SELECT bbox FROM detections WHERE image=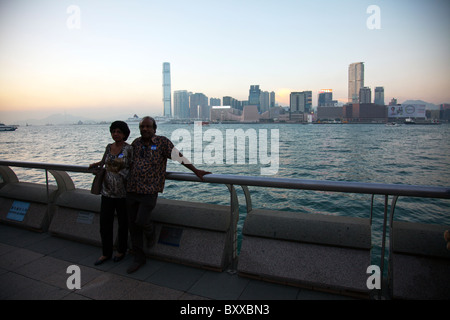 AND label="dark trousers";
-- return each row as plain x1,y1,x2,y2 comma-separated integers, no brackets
100,196,128,257
126,192,158,263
